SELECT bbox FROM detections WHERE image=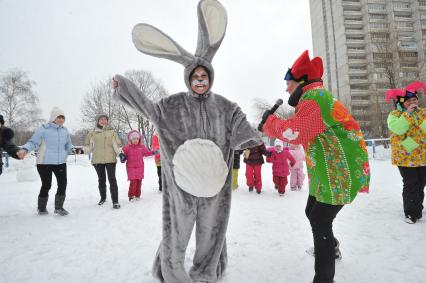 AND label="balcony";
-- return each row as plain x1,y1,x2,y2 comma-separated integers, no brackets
346,39,366,47
350,78,369,84
348,68,368,75
351,99,370,106
368,8,387,14
344,10,362,18
342,1,361,10
348,59,368,65
393,6,412,13
347,49,366,56
345,29,365,36
351,92,369,99
344,20,364,27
